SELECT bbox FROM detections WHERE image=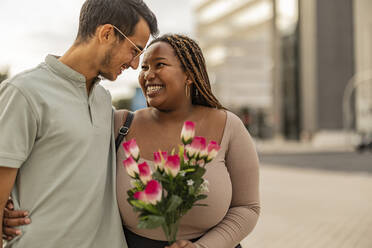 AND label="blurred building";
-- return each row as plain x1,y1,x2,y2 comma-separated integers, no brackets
353,0,372,137
192,0,371,143
192,0,276,139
